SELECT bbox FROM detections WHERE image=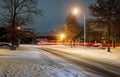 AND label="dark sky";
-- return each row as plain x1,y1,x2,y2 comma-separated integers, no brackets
34,0,97,33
